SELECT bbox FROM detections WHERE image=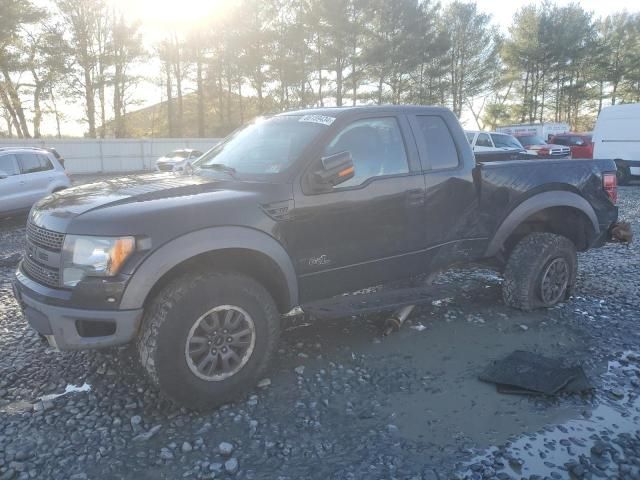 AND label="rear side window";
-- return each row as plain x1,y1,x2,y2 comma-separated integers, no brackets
476,133,492,147
38,154,54,170
0,154,20,176
16,153,54,173
414,116,459,170
17,153,43,173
